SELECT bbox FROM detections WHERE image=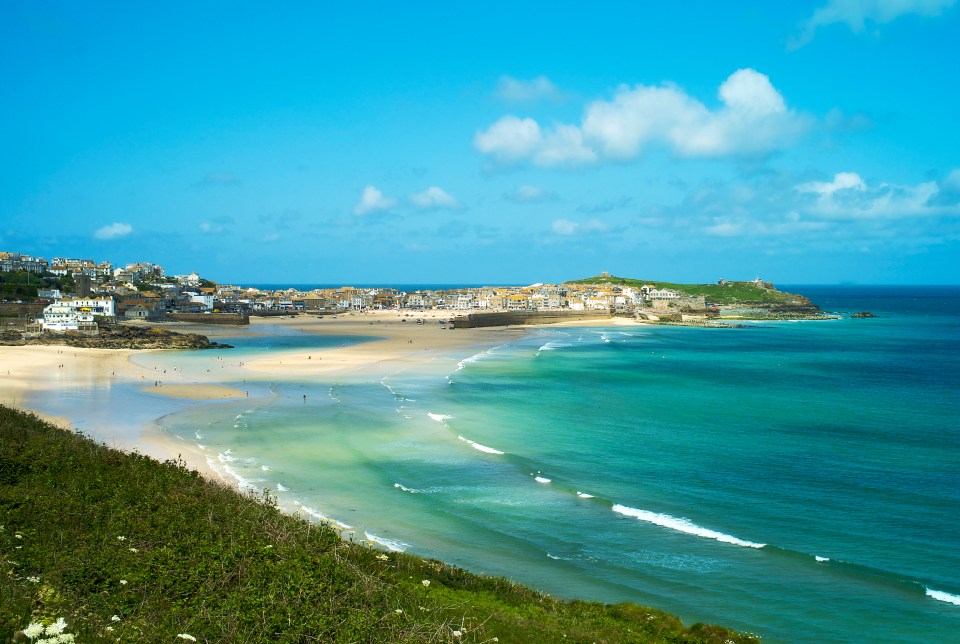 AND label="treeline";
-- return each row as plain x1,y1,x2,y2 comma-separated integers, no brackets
0,271,74,301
